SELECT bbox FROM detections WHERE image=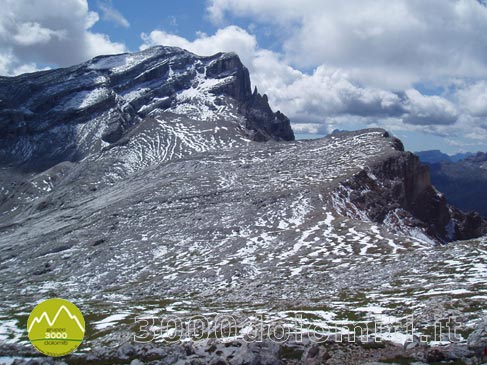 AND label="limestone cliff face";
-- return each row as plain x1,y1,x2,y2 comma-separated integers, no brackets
0,46,294,171
331,131,487,243
206,53,294,142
